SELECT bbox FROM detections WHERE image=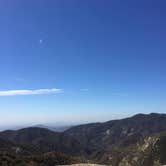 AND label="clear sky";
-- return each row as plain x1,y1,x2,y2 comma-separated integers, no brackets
0,0,166,128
